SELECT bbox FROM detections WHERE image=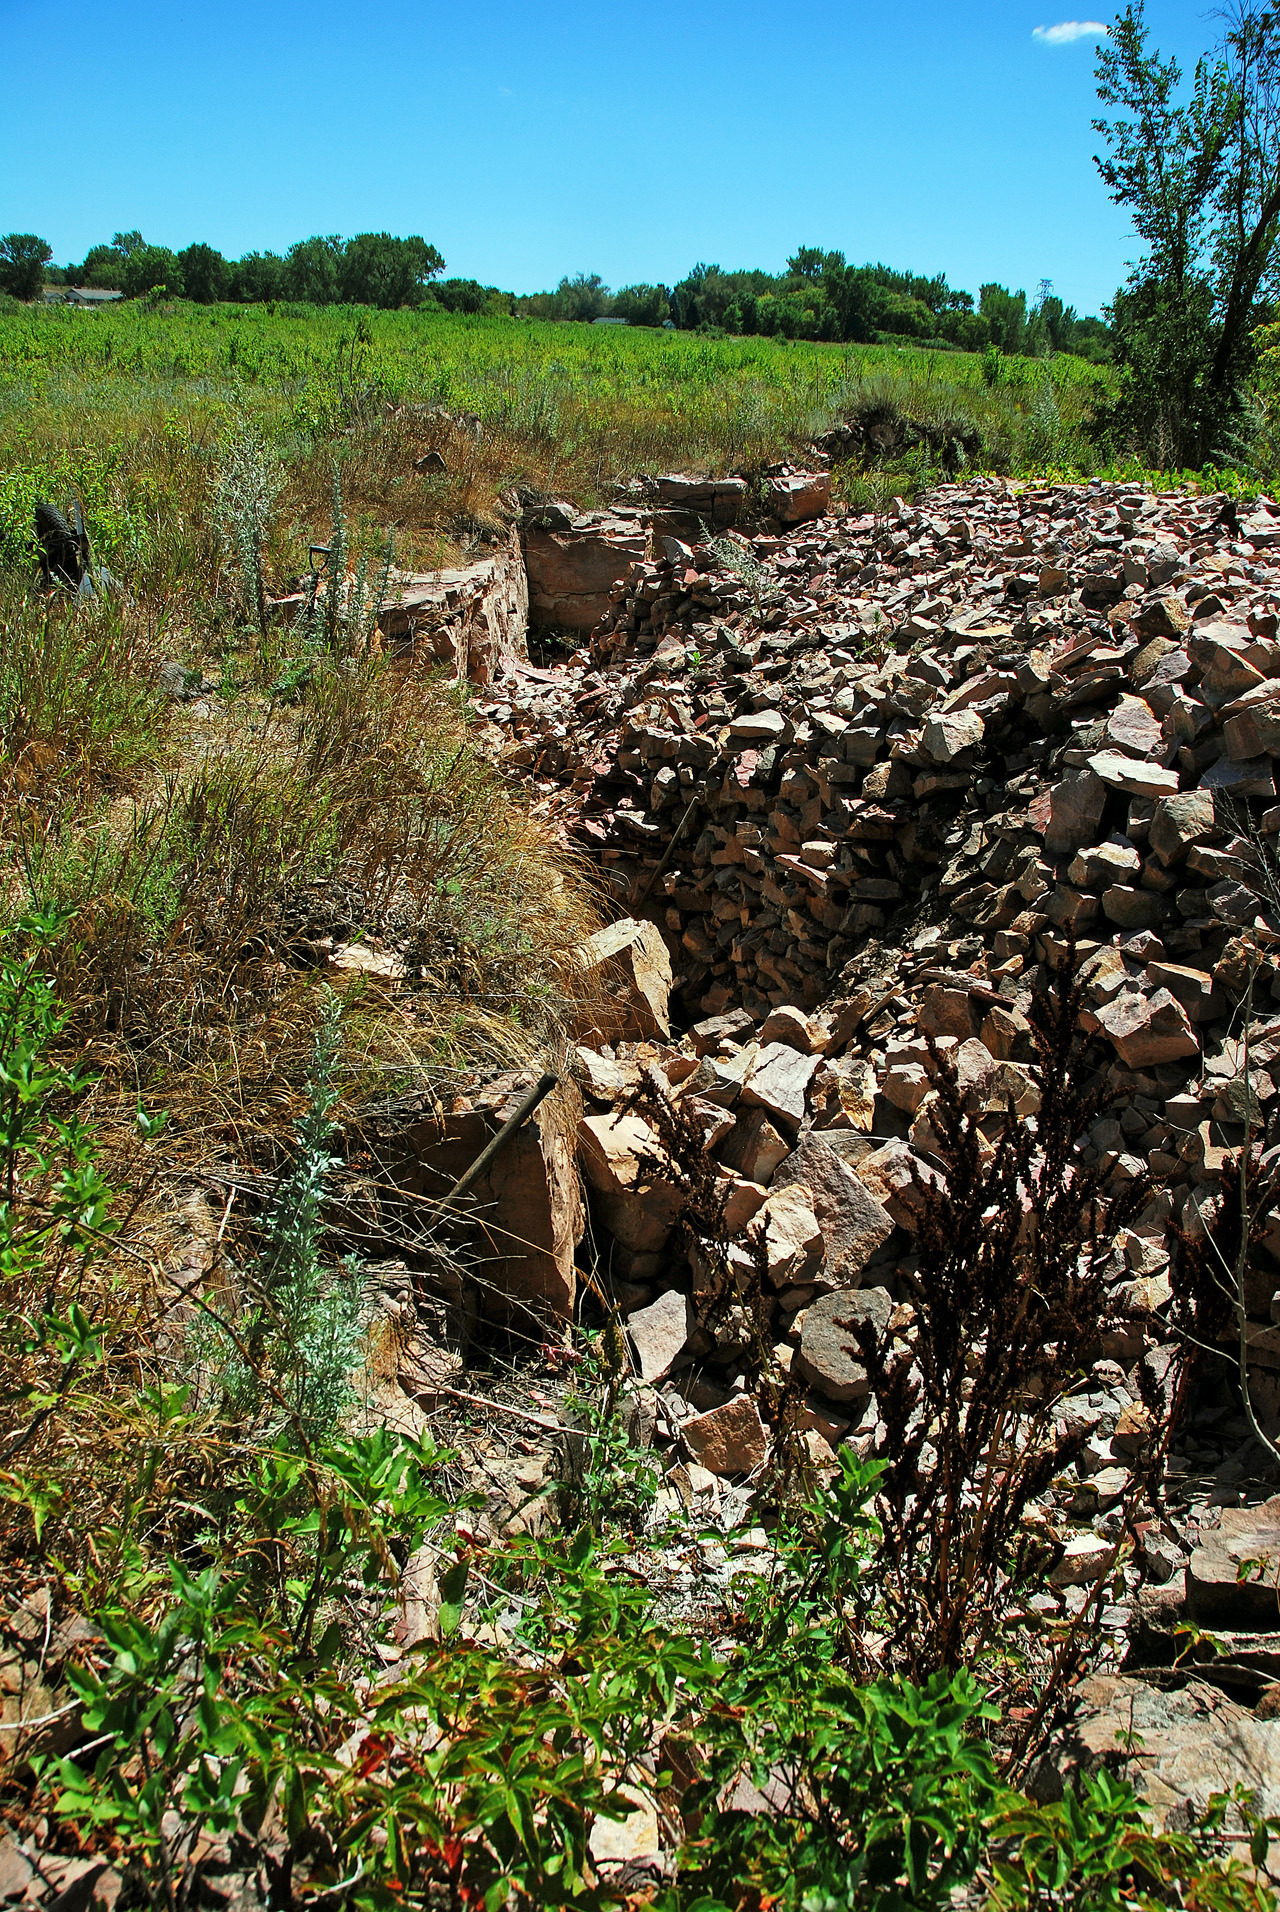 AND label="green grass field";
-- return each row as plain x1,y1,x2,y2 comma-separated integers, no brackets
0,299,1117,598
